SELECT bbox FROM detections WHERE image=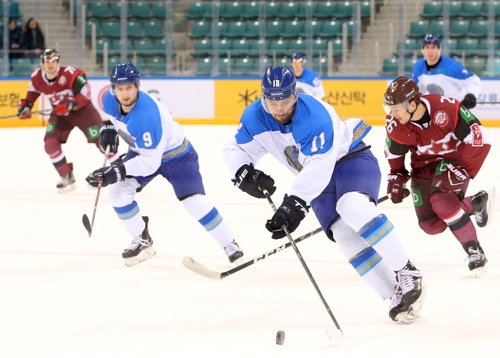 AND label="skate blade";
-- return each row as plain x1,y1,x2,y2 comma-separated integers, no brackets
409,279,427,313
394,308,418,324
232,256,244,266
124,246,156,267
472,265,487,278
58,183,76,194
